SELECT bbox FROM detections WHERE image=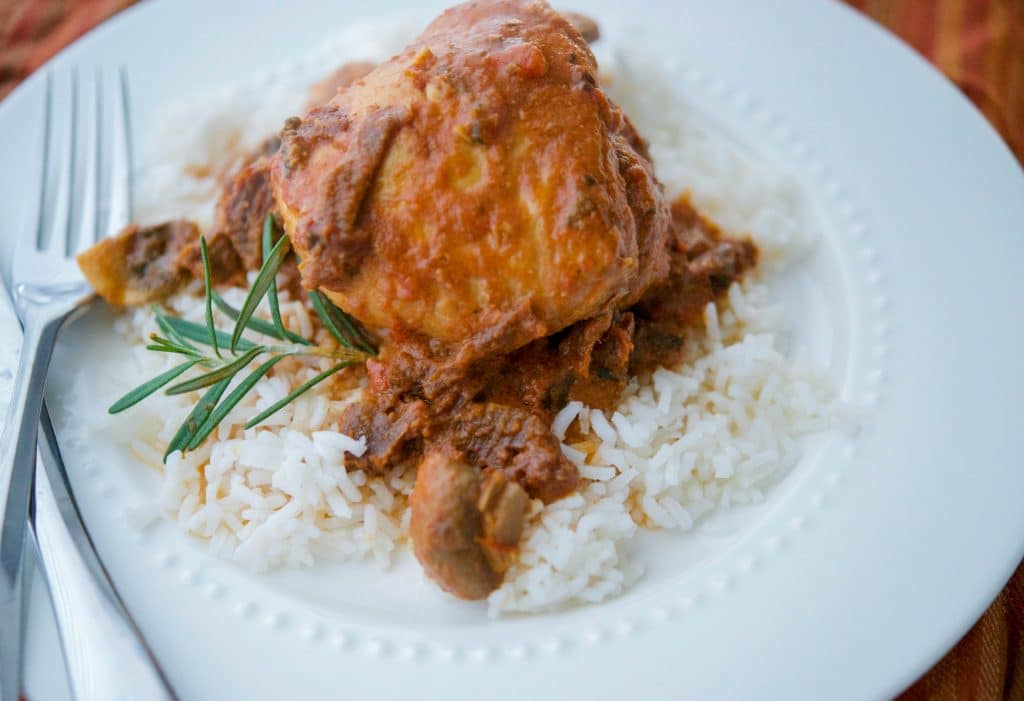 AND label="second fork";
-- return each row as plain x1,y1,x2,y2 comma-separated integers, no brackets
0,67,133,701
